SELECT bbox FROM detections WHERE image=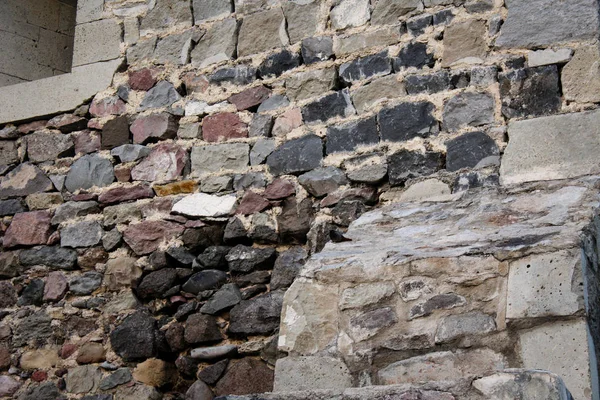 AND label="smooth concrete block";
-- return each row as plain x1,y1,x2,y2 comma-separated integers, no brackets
519,319,592,400
507,250,583,319
500,109,600,185
73,19,122,66
273,356,352,392
0,59,121,124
